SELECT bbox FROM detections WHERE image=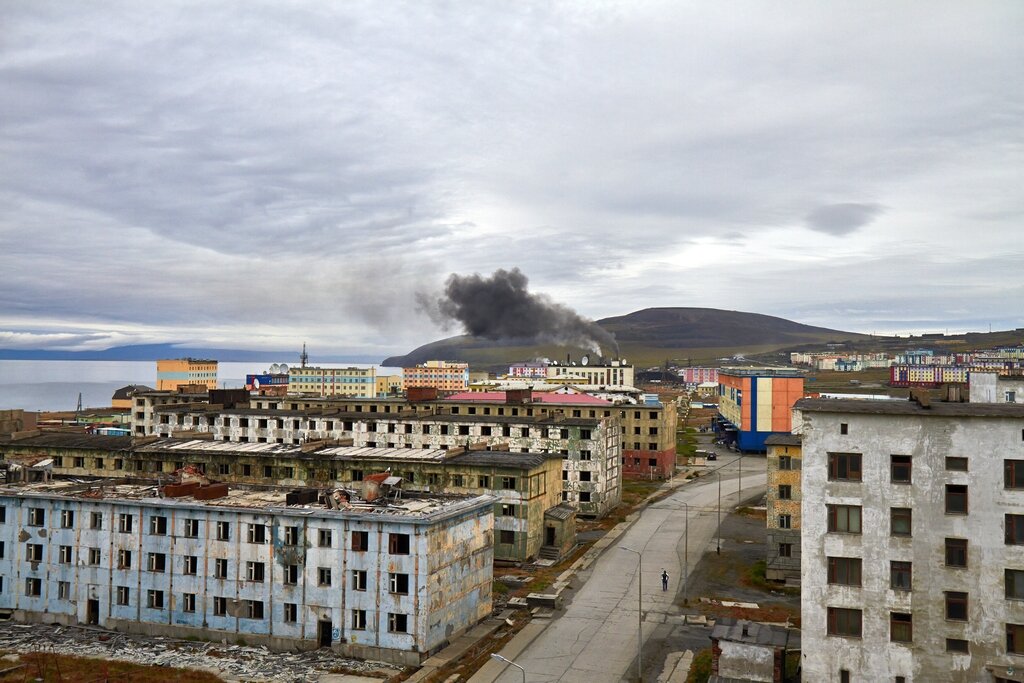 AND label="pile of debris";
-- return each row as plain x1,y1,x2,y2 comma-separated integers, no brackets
0,622,402,682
